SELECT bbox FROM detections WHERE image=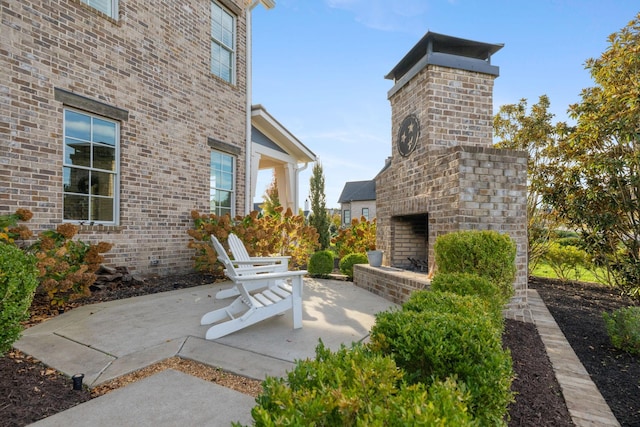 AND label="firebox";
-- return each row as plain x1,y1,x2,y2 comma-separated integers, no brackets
390,214,428,270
